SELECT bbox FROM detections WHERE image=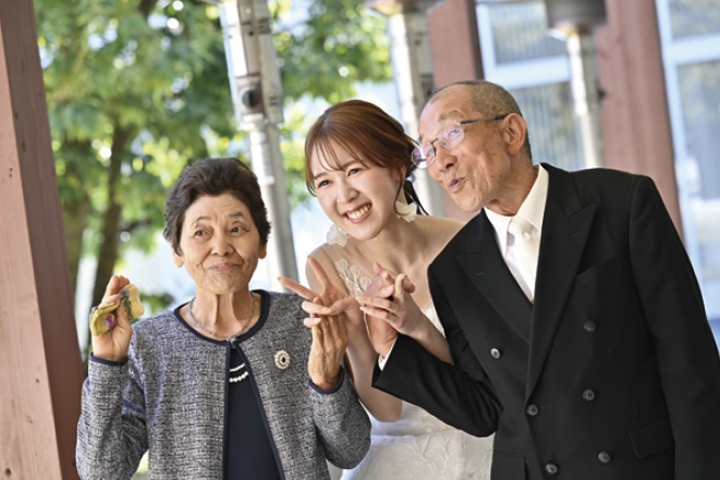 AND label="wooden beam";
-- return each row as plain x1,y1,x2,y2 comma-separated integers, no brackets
427,0,484,87
595,0,682,233
427,0,485,221
0,2,83,479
